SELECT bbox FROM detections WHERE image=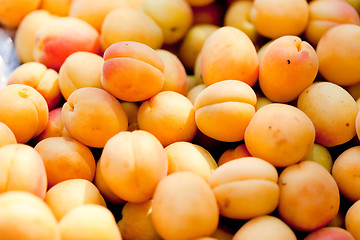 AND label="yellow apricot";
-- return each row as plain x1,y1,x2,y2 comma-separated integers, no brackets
100,8,163,50
137,91,197,146
297,81,359,147
0,122,17,147
305,143,333,172
345,199,360,239
0,191,60,240
59,51,104,101
156,49,188,95
0,0,42,28
152,171,219,240
99,130,168,203
59,204,122,240
194,80,257,142
44,179,106,221
142,0,193,45
0,144,47,199
165,141,217,181
233,215,297,240
208,157,279,219
118,200,161,240
40,0,71,16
